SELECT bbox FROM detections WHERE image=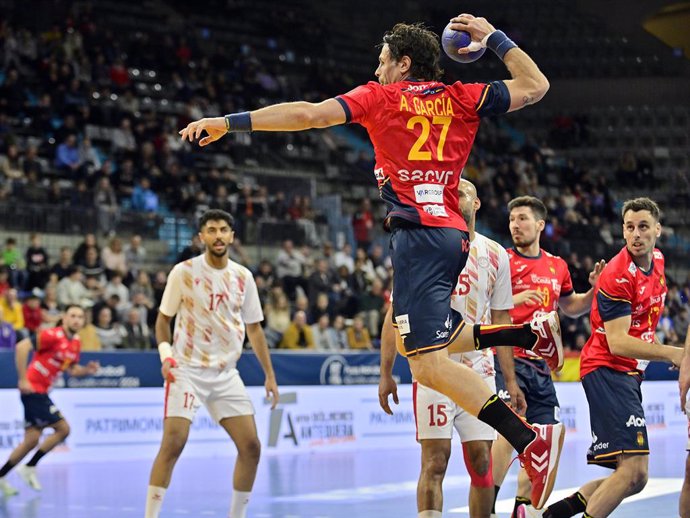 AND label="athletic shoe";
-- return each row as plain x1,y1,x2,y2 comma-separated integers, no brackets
0,476,18,497
529,311,564,371
516,503,544,517
520,422,565,509
17,466,41,491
